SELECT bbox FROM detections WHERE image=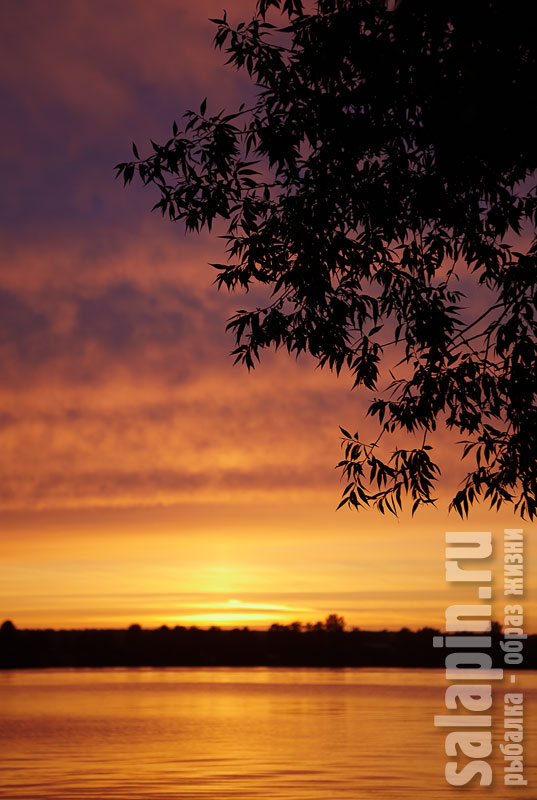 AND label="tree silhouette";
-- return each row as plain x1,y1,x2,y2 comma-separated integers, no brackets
117,0,537,518
325,614,346,632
